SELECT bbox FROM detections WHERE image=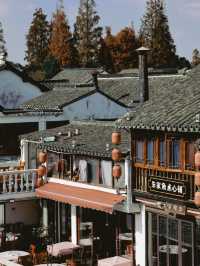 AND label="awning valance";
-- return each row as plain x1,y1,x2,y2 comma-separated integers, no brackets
36,182,125,214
